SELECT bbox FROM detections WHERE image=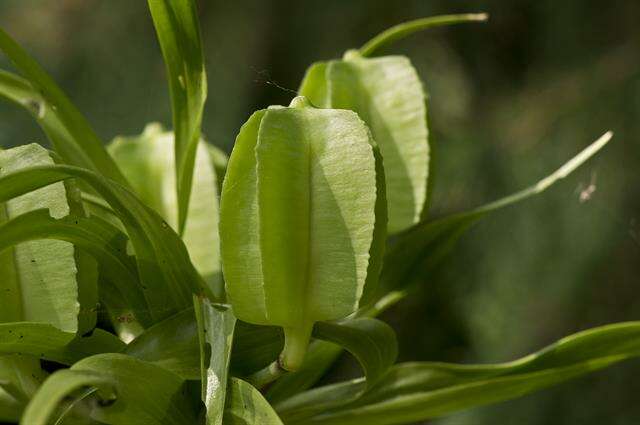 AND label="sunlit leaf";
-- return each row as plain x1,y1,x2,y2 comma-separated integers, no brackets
0,144,97,334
